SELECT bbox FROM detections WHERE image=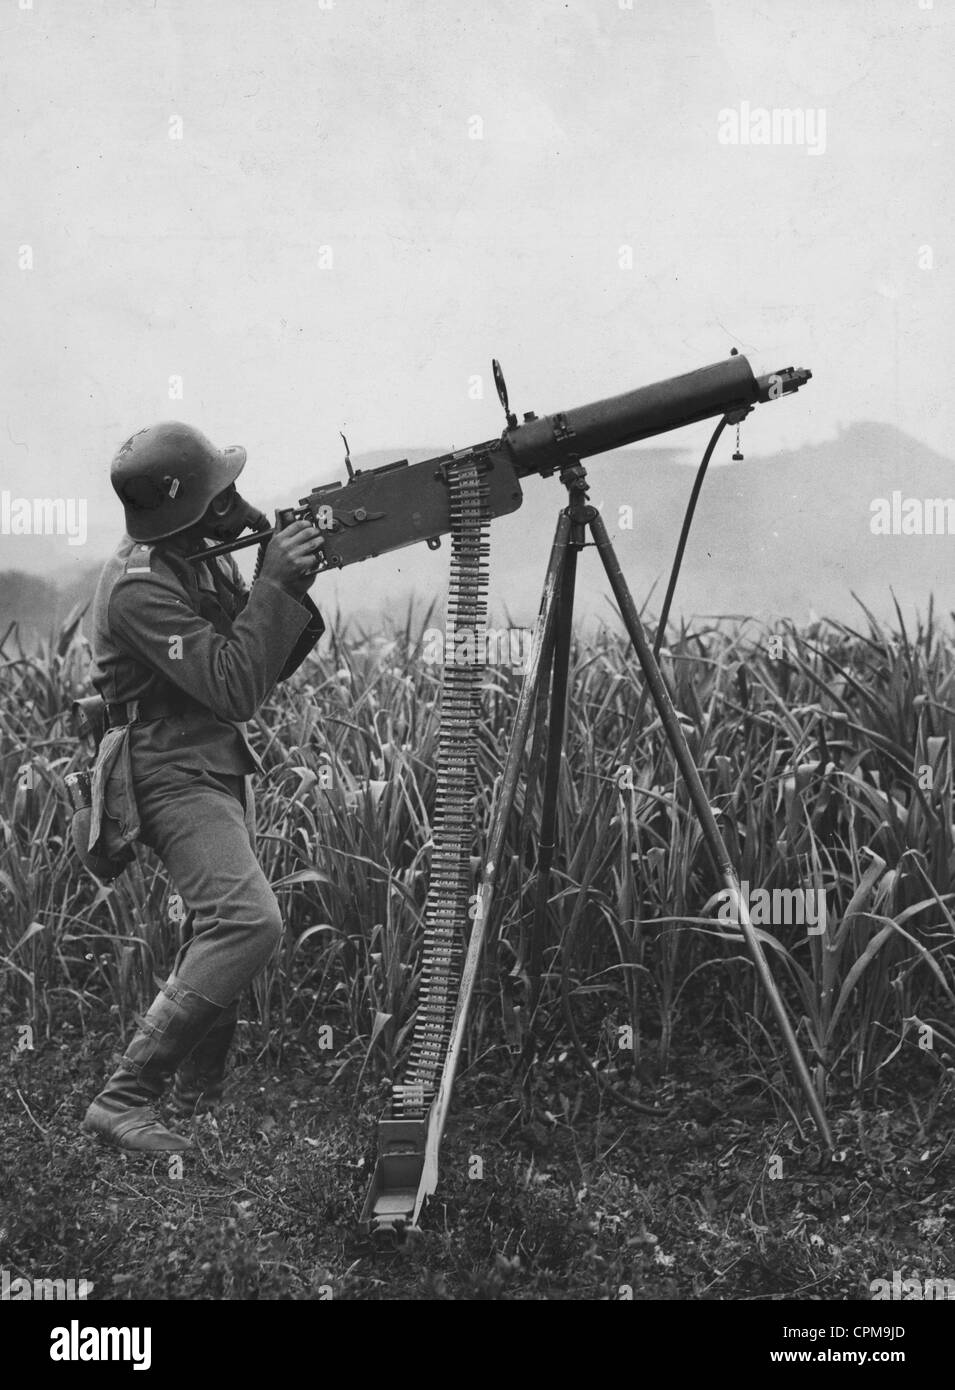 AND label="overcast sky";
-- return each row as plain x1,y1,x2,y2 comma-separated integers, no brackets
1,0,952,531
